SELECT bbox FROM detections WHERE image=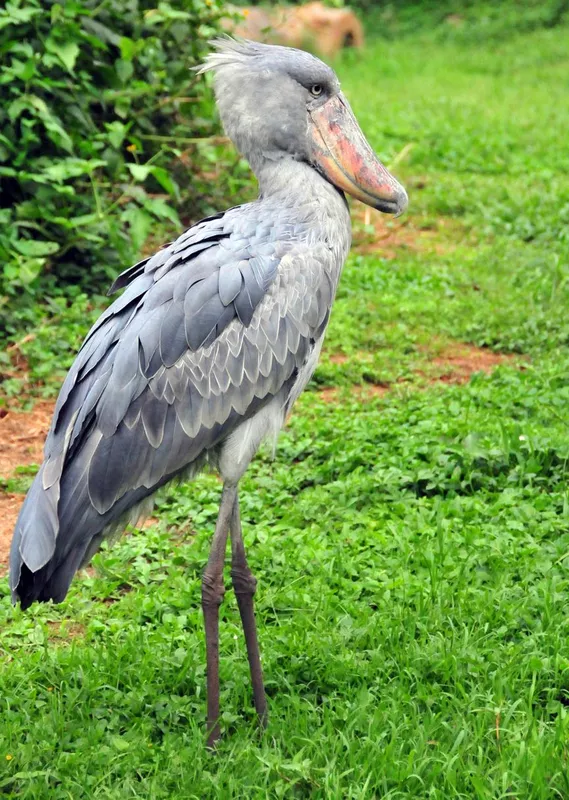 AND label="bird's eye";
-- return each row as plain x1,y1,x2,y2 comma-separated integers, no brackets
310,84,323,98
